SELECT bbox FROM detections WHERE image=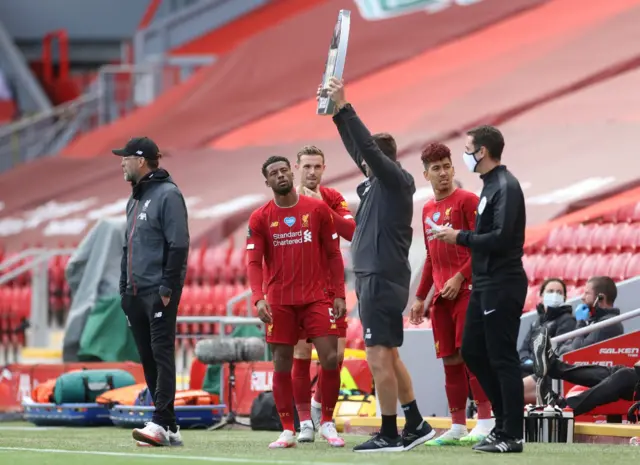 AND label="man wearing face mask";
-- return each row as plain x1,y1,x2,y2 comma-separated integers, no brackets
434,125,527,453
531,276,625,410
519,279,576,377
533,276,623,374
